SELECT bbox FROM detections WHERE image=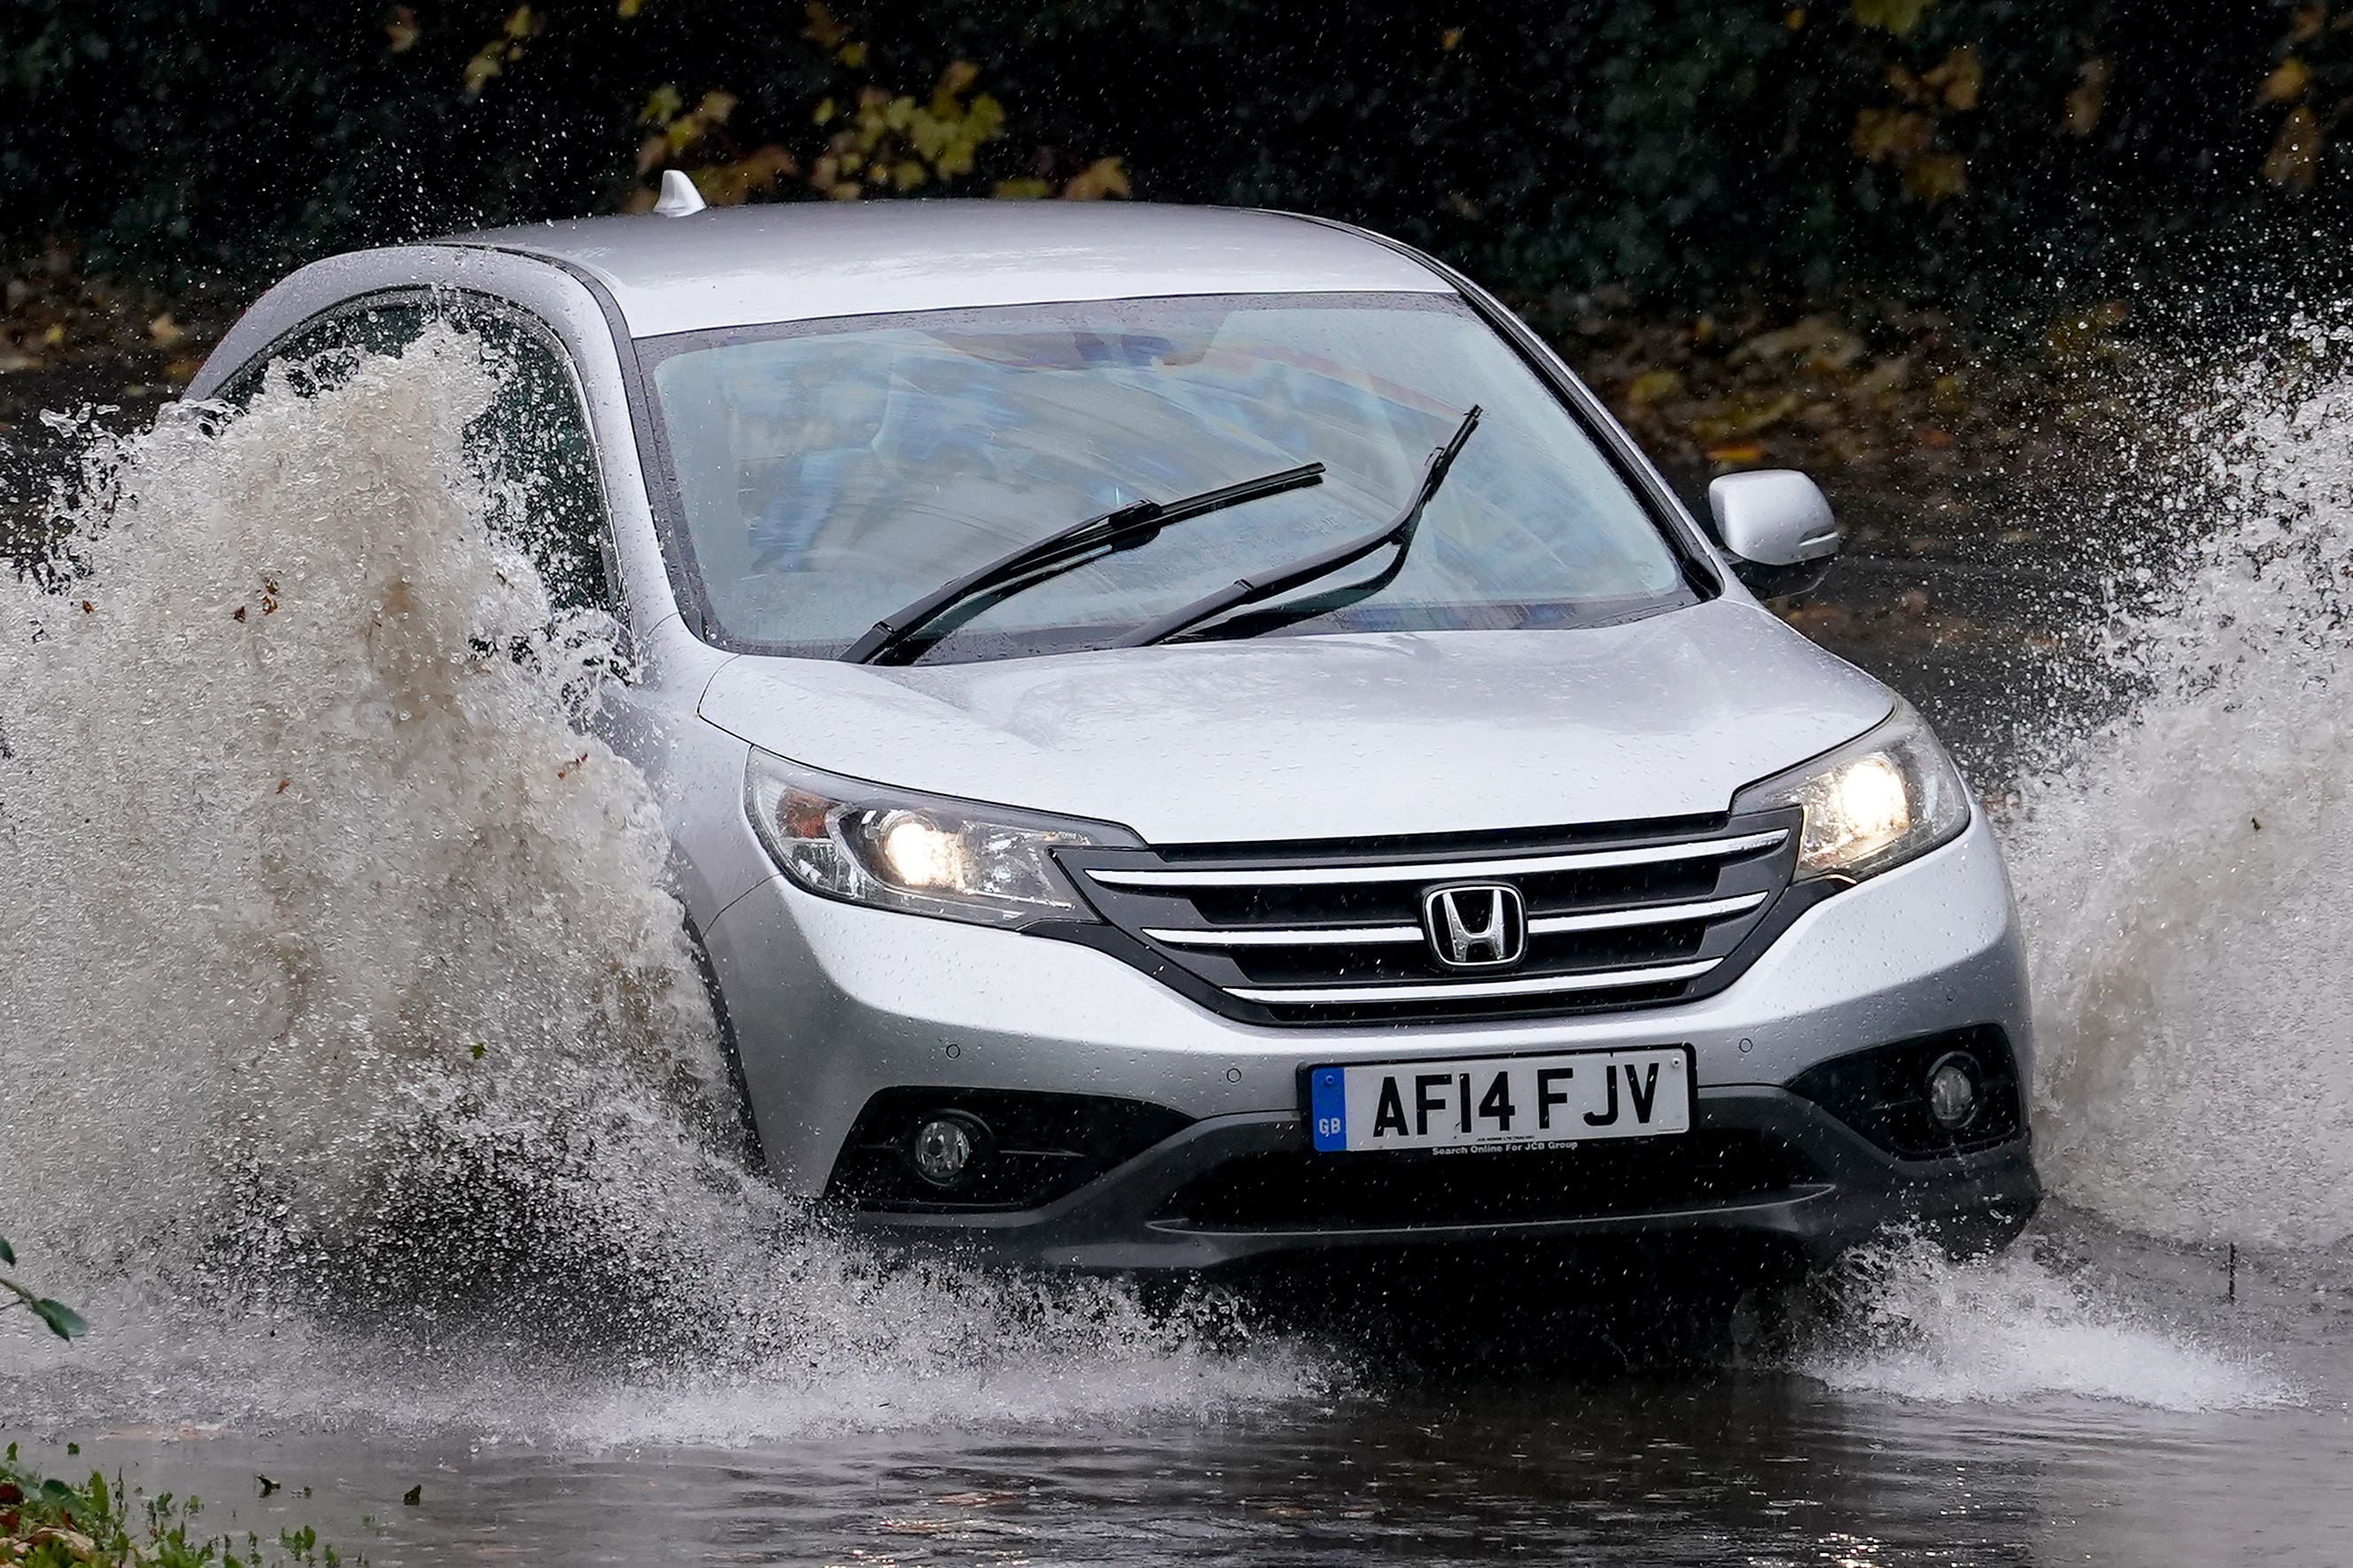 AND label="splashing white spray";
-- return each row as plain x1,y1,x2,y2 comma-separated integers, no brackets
1786,331,2352,1410
2008,327,2353,1249
0,332,1320,1438
1799,1230,2295,1411
4,316,2340,1432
